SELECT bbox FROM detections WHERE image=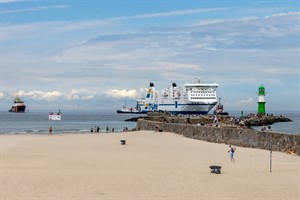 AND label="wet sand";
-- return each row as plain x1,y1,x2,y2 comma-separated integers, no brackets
1,131,299,199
